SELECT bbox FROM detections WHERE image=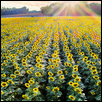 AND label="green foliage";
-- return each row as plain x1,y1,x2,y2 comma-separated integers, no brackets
1,16,101,101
